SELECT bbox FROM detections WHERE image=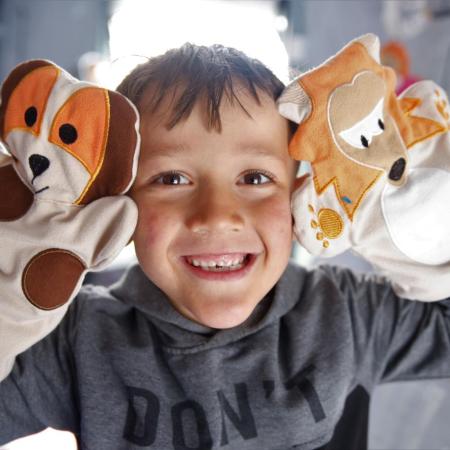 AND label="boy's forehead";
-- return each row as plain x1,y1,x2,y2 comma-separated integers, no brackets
139,97,289,157
138,82,283,130
136,83,296,178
